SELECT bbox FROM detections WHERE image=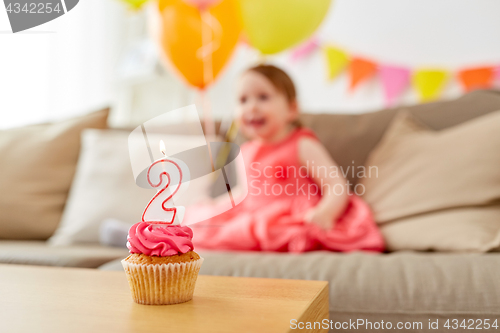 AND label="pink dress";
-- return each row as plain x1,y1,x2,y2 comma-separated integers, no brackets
186,128,385,253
